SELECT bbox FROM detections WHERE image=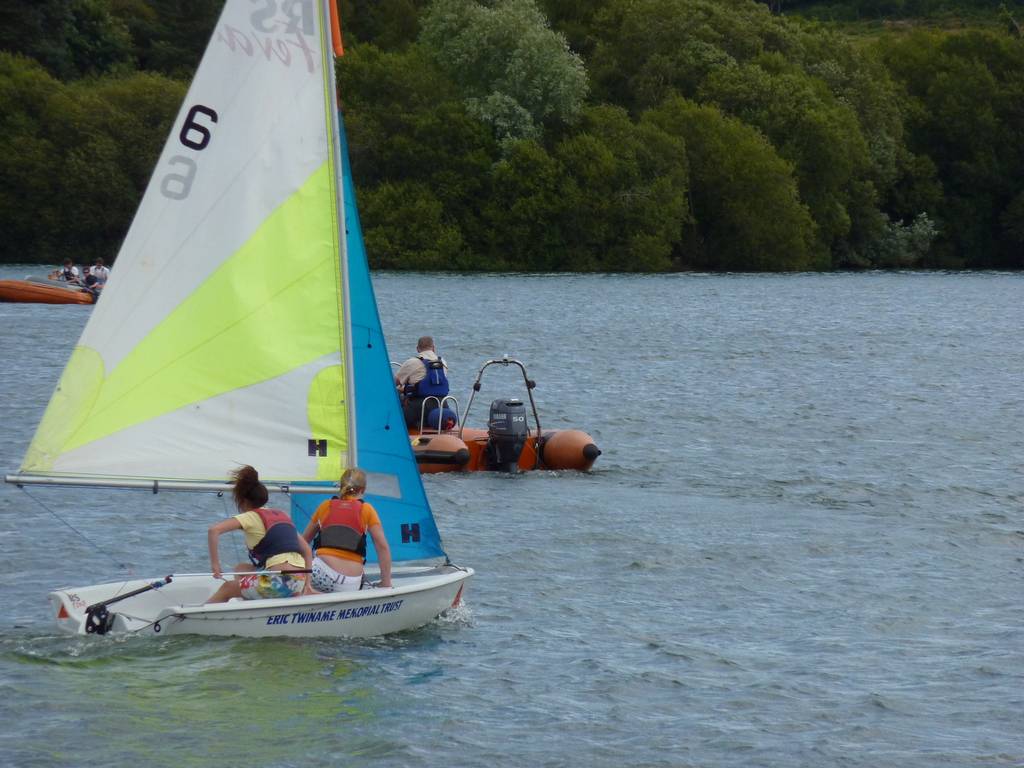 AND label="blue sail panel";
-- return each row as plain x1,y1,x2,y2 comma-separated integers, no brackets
290,490,442,565
291,116,445,565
